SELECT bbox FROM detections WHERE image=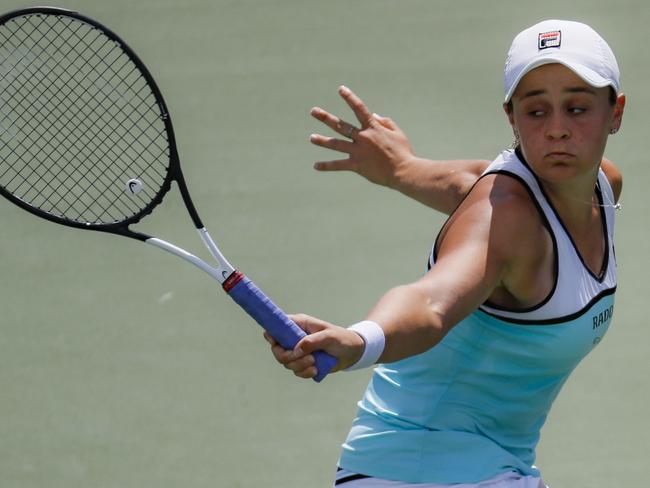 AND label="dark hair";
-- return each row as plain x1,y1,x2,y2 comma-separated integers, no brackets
505,86,618,113
608,86,618,105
